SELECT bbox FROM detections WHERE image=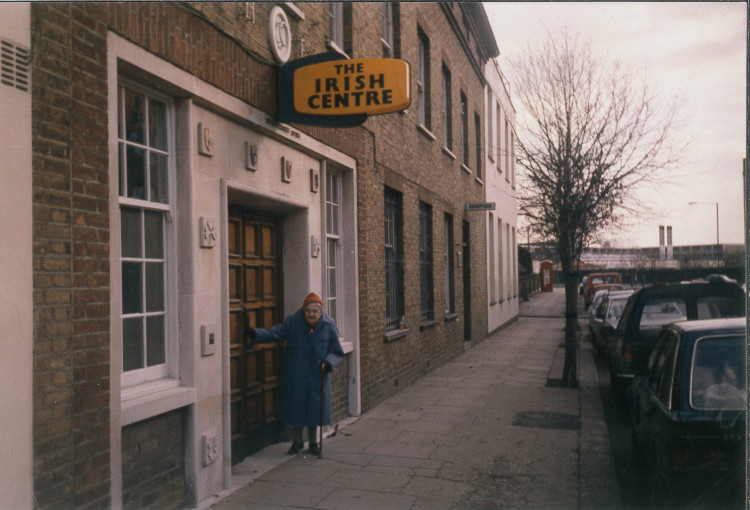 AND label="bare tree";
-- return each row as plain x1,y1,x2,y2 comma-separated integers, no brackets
512,30,681,387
